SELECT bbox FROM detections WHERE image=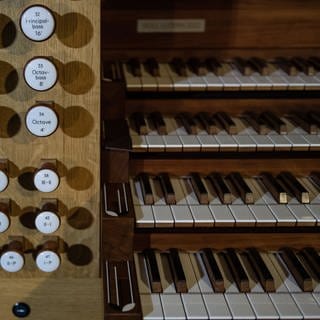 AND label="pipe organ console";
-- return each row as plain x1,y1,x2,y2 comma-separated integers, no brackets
2,0,320,319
